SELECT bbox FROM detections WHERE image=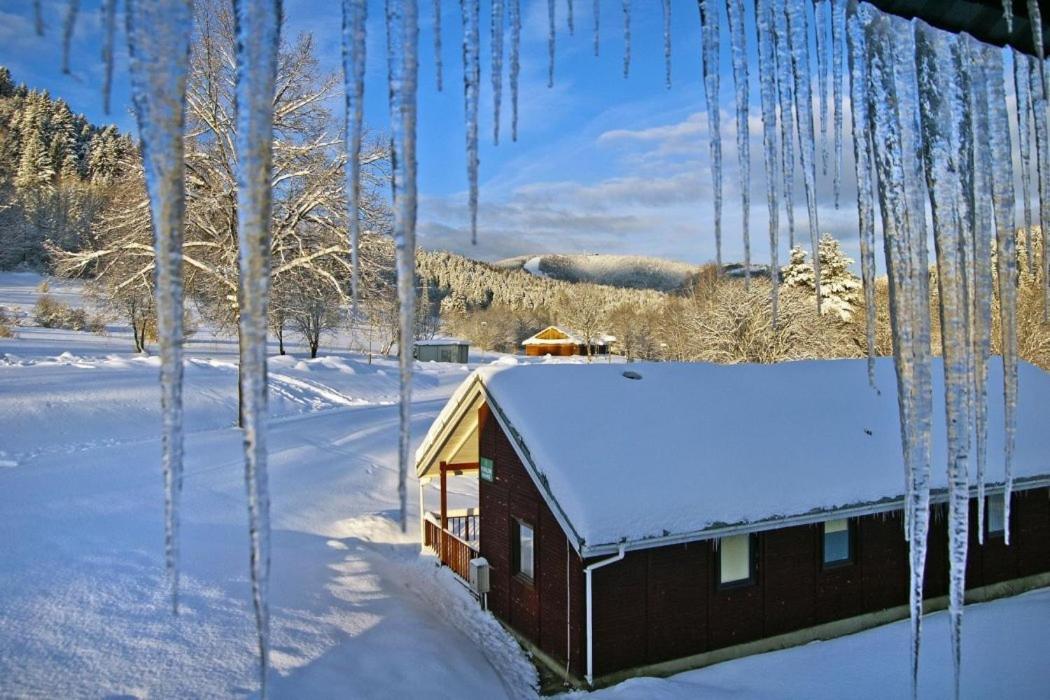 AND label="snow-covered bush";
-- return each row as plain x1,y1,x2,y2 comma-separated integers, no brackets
0,307,14,338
